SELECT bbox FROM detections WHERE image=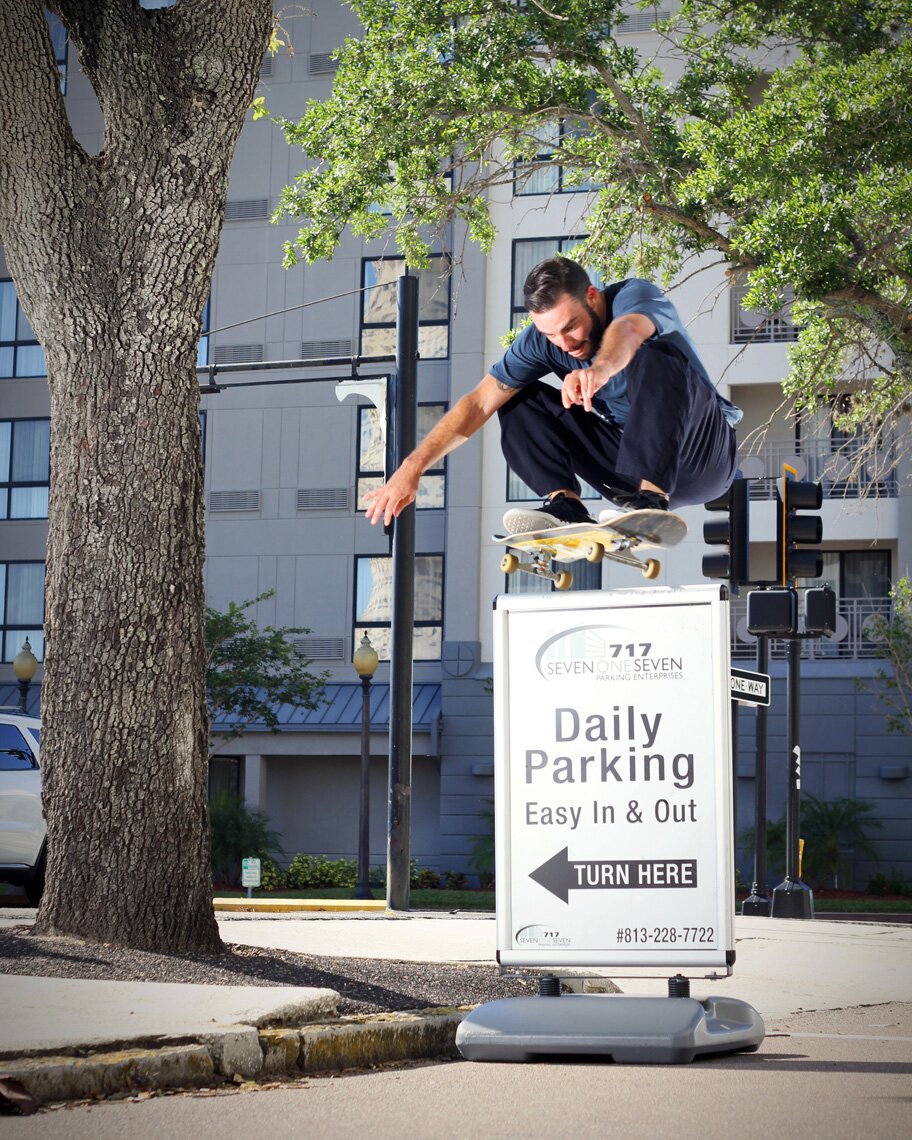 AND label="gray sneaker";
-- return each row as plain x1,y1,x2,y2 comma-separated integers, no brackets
503,493,596,535
598,489,669,520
